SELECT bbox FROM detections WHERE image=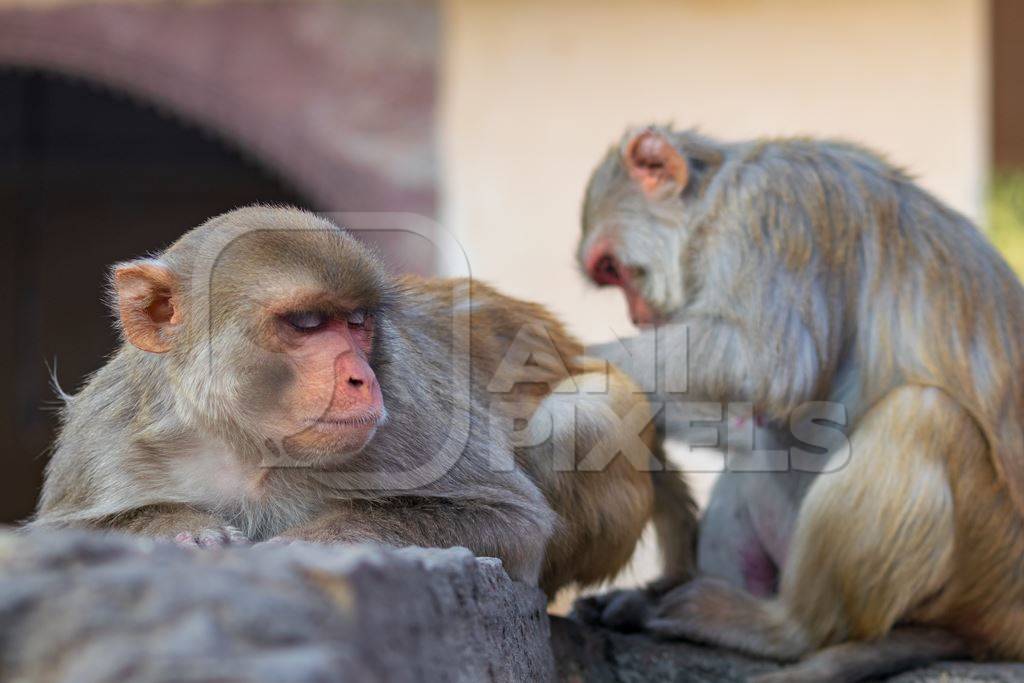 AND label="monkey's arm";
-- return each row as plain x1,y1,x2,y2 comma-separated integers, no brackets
591,306,830,424
274,497,552,584
593,220,839,420
100,504,248,547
